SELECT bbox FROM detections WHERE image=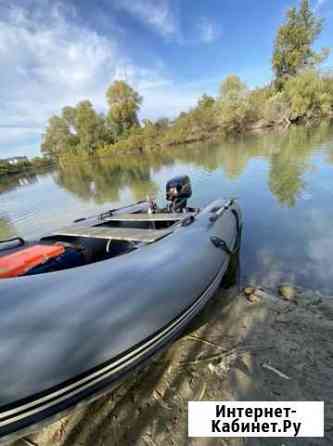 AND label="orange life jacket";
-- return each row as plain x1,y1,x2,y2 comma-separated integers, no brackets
0,244,65,279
